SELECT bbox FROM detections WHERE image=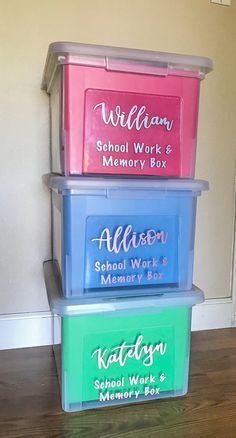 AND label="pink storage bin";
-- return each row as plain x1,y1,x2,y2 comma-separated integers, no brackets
42,42,212,177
